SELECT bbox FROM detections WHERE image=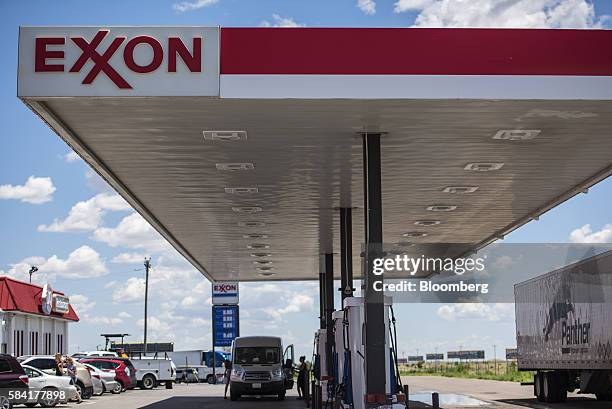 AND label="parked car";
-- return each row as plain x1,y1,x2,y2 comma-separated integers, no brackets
17,356,94,400
80,358,137,391
82,363,121,394
175,367,199,383
0,354,29,408
21,365,77,407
